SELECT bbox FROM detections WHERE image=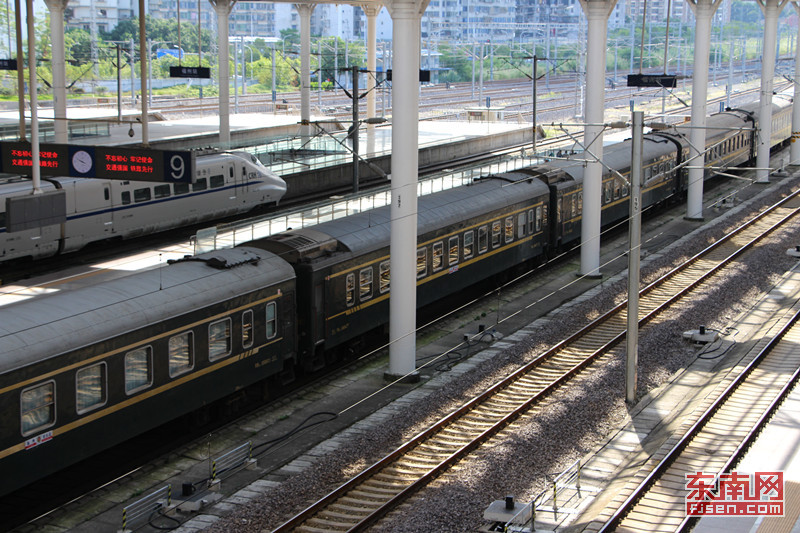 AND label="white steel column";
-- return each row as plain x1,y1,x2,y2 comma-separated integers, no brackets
296,3,315,135
756,0,789,182
26,0,40,192
685,0,721,219
138,0,148,145
578,0,616,277
44,0,68,143
211,0,235,147
362,4,381,127
792,0,800,164
387,0,425,379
